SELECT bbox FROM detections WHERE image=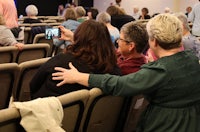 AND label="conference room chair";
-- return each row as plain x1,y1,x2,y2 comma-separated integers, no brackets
0,63,19,109
15,43,50,64
0,107,24,132
58,89,90,132
0,46,18,64
14,57,50,101
80,88,125,132
33,33,55,56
